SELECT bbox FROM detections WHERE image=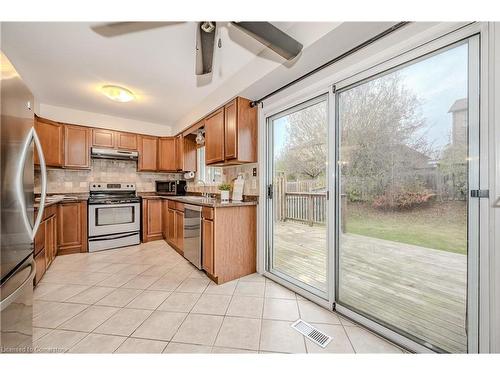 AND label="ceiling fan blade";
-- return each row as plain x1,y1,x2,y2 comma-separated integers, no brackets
231,22,303,60
195,22,216,76
91,22,183,37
